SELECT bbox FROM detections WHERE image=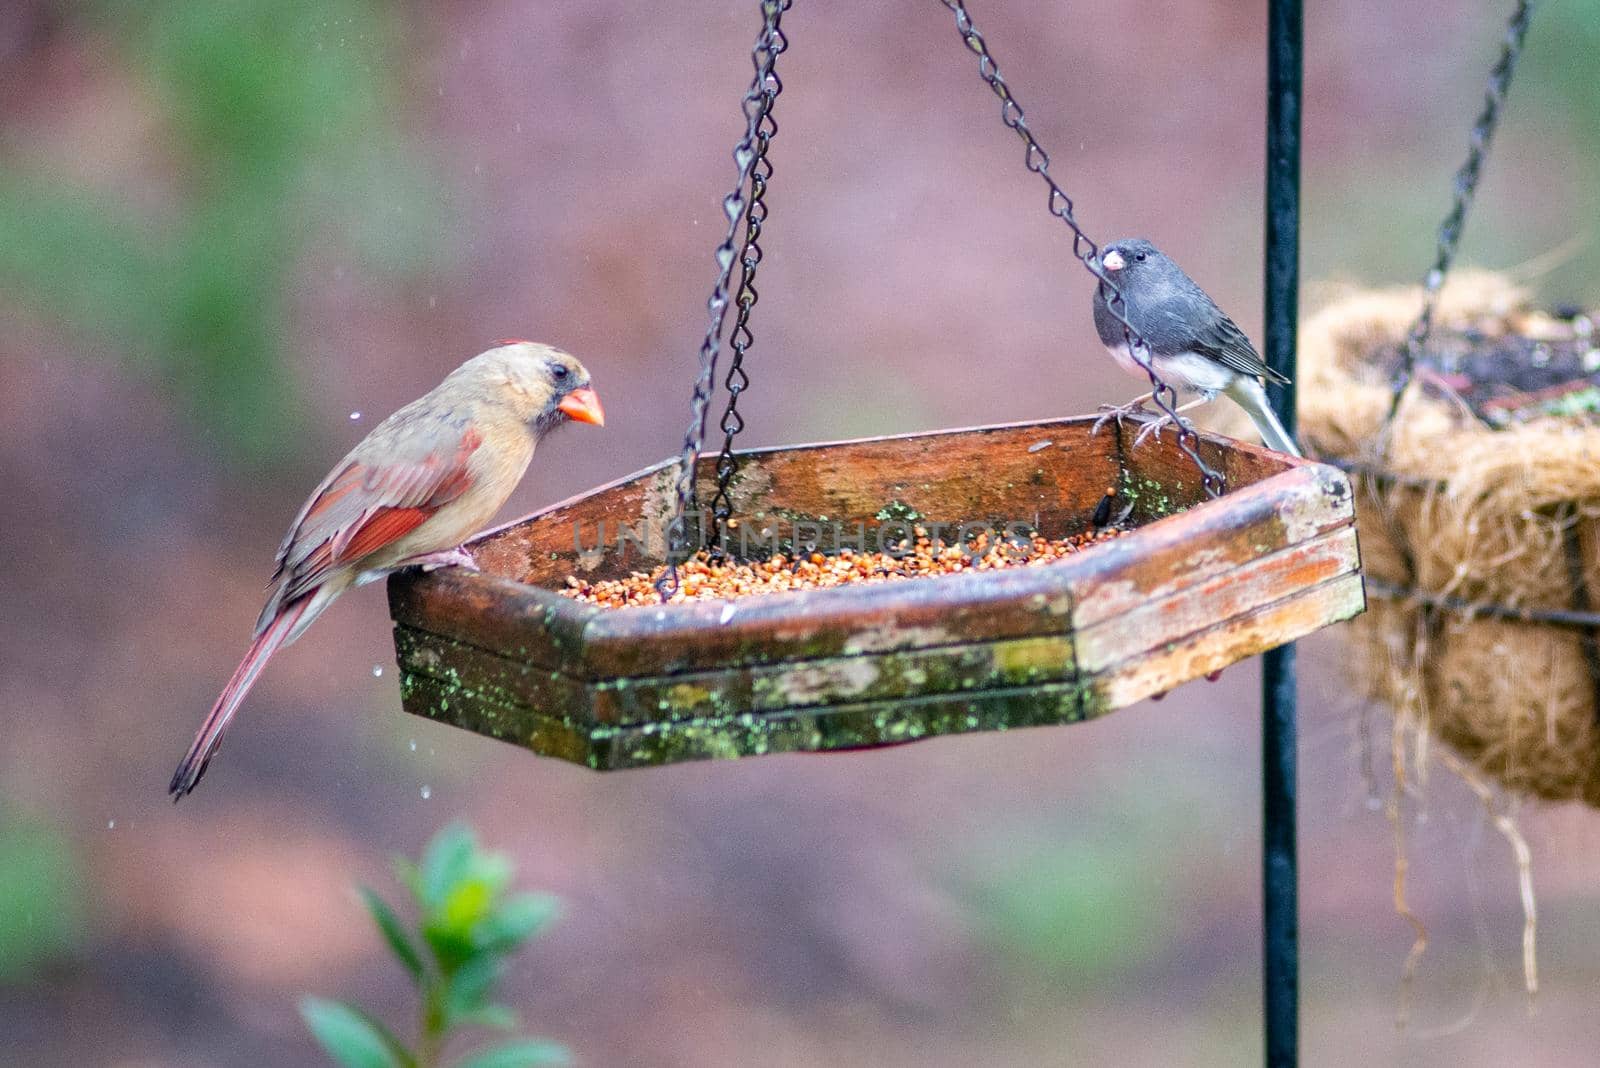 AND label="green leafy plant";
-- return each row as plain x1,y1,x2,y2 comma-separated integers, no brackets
2,0,444,461
300,824,570,1068
0,808,86,984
